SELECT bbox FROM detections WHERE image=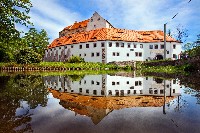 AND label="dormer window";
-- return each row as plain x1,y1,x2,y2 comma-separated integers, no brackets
97,18,100,21
91,19,93,22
